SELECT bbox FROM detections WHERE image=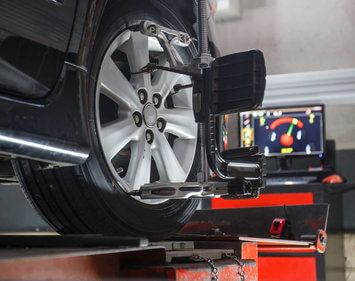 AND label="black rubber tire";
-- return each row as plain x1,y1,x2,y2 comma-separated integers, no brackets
13,1,200,239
